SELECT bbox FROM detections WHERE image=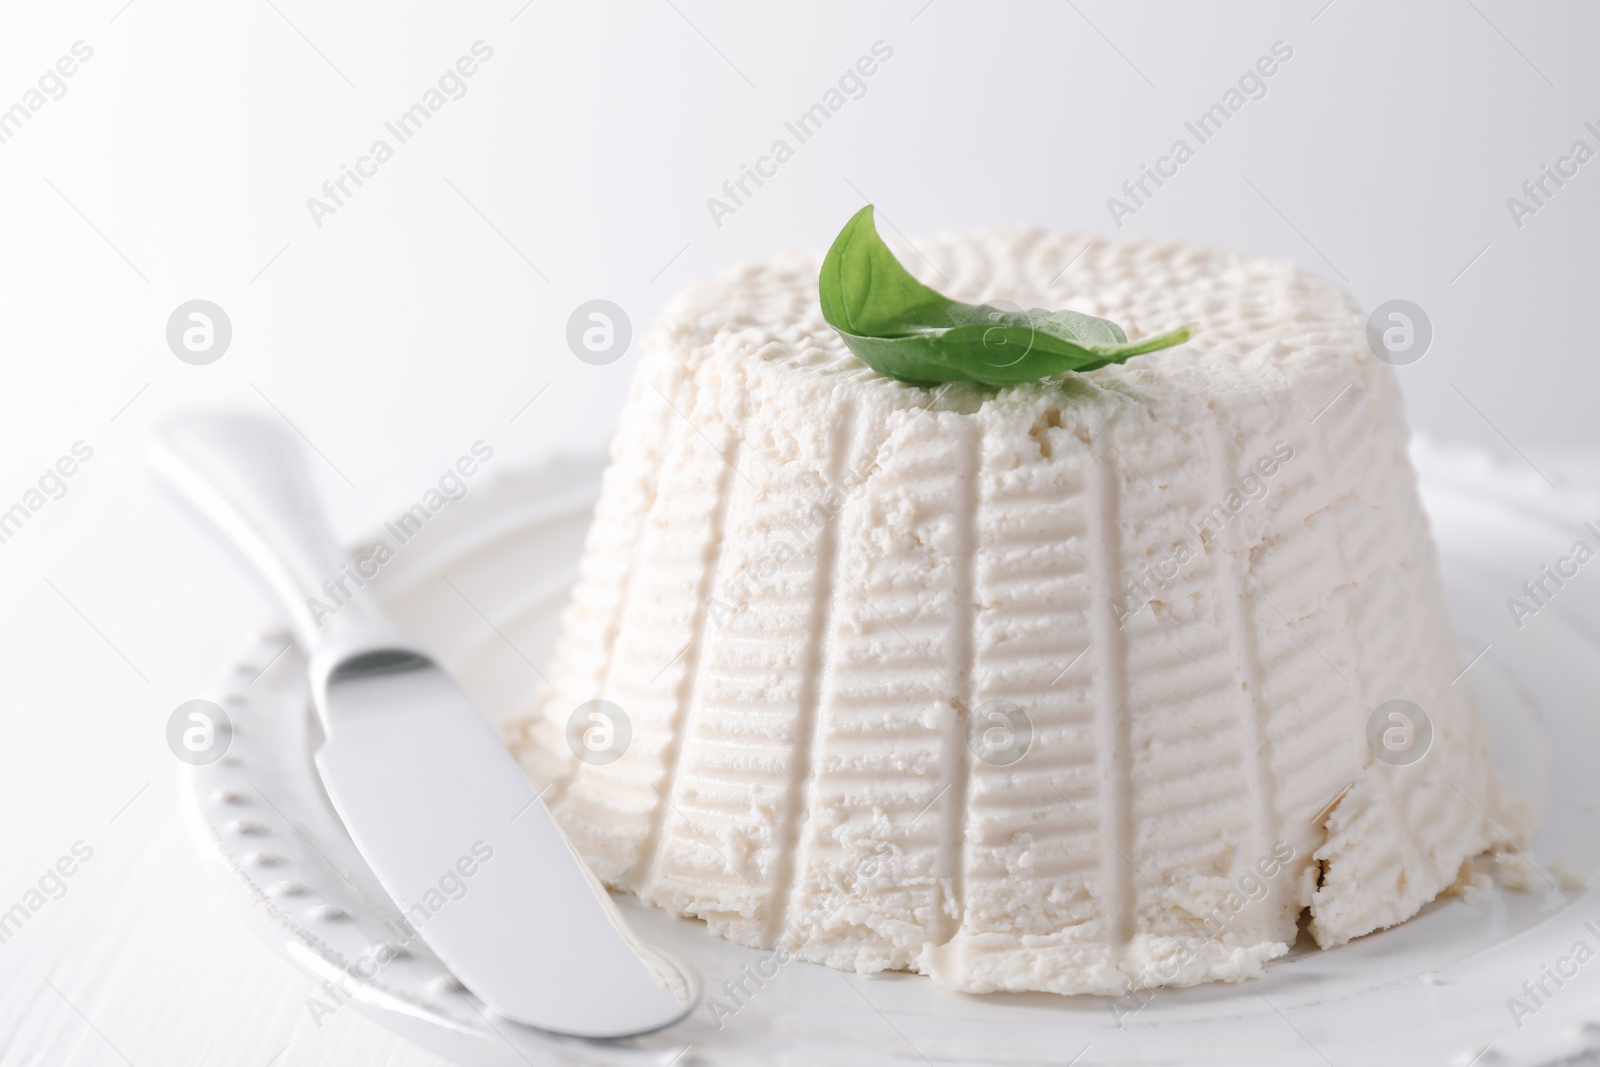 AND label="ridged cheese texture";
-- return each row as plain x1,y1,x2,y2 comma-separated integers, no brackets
508,229,1531,995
